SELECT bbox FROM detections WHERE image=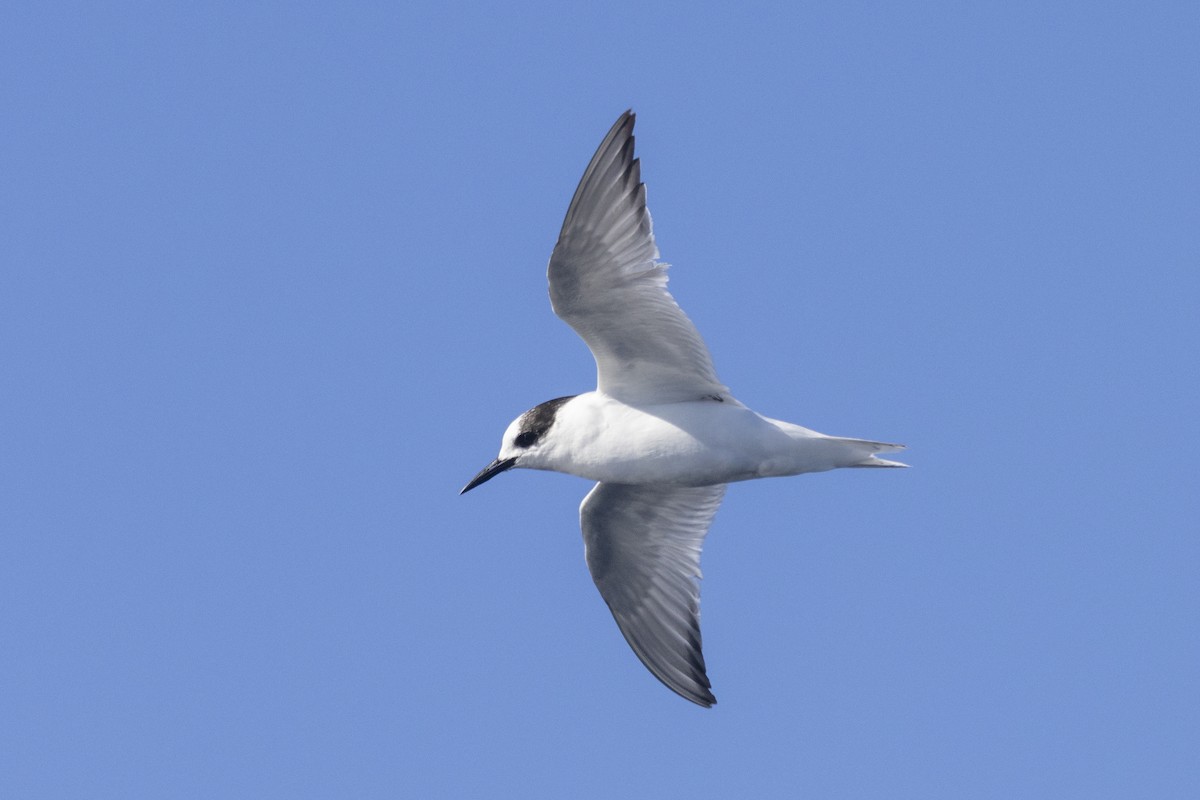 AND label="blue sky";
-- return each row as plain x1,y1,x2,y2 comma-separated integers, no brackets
3,2,1198,797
